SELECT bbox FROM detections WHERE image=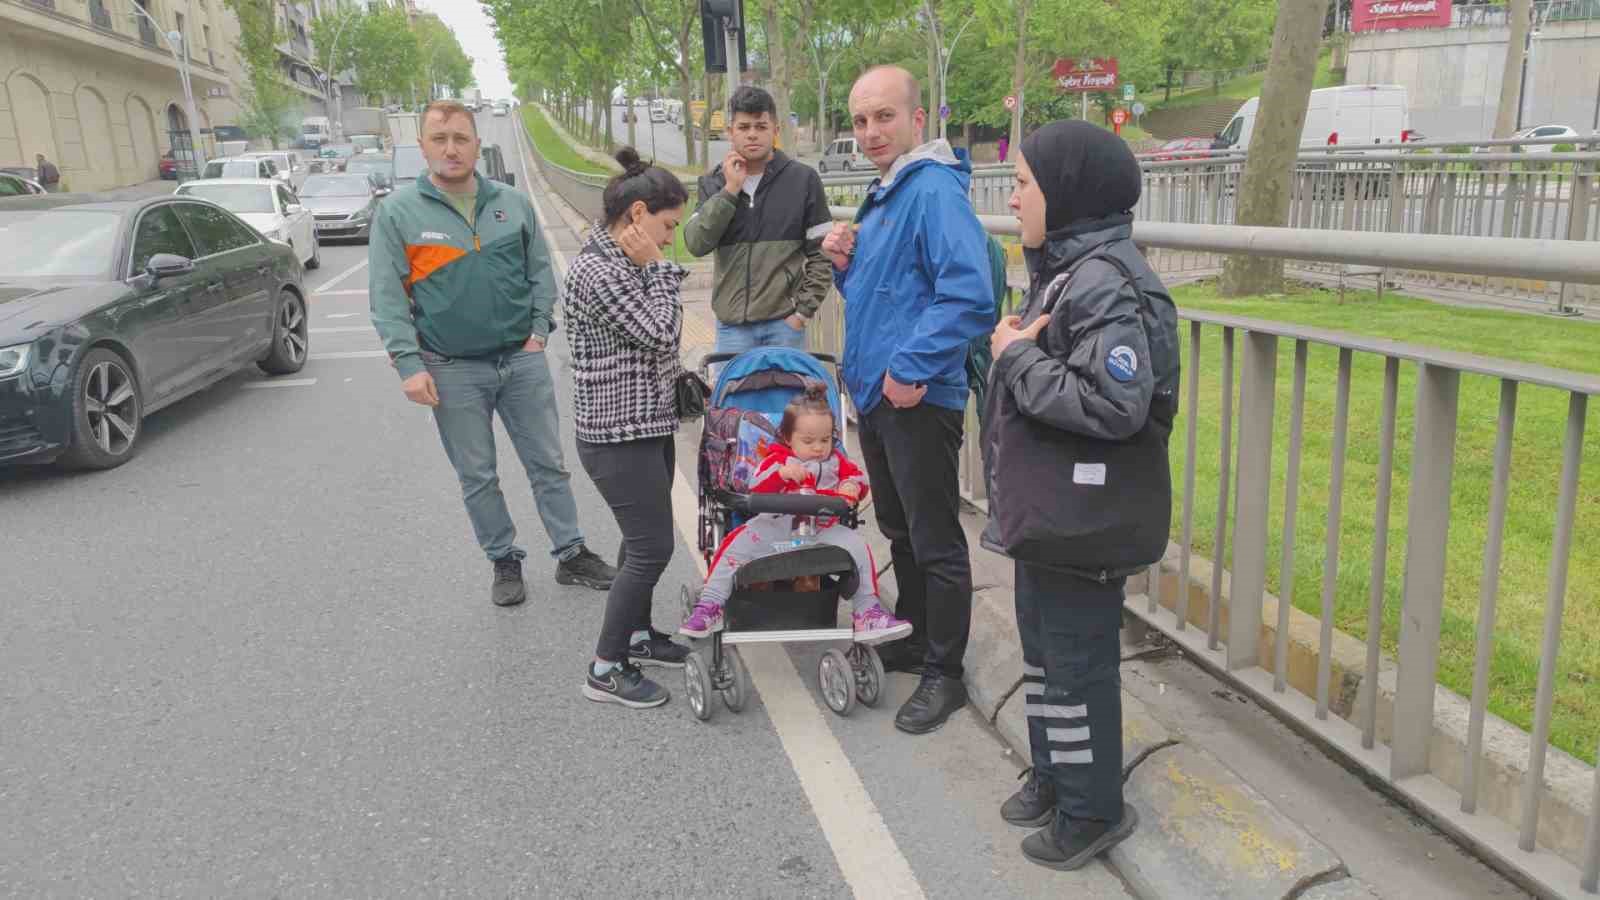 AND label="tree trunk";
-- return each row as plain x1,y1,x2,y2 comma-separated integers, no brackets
701,71,713,169
677,67,697,169
625,94,636,149
761,0,794,152
1008,0,1030,153
924,2,940,142
1493,0,1532,138
1220,0,1333,297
